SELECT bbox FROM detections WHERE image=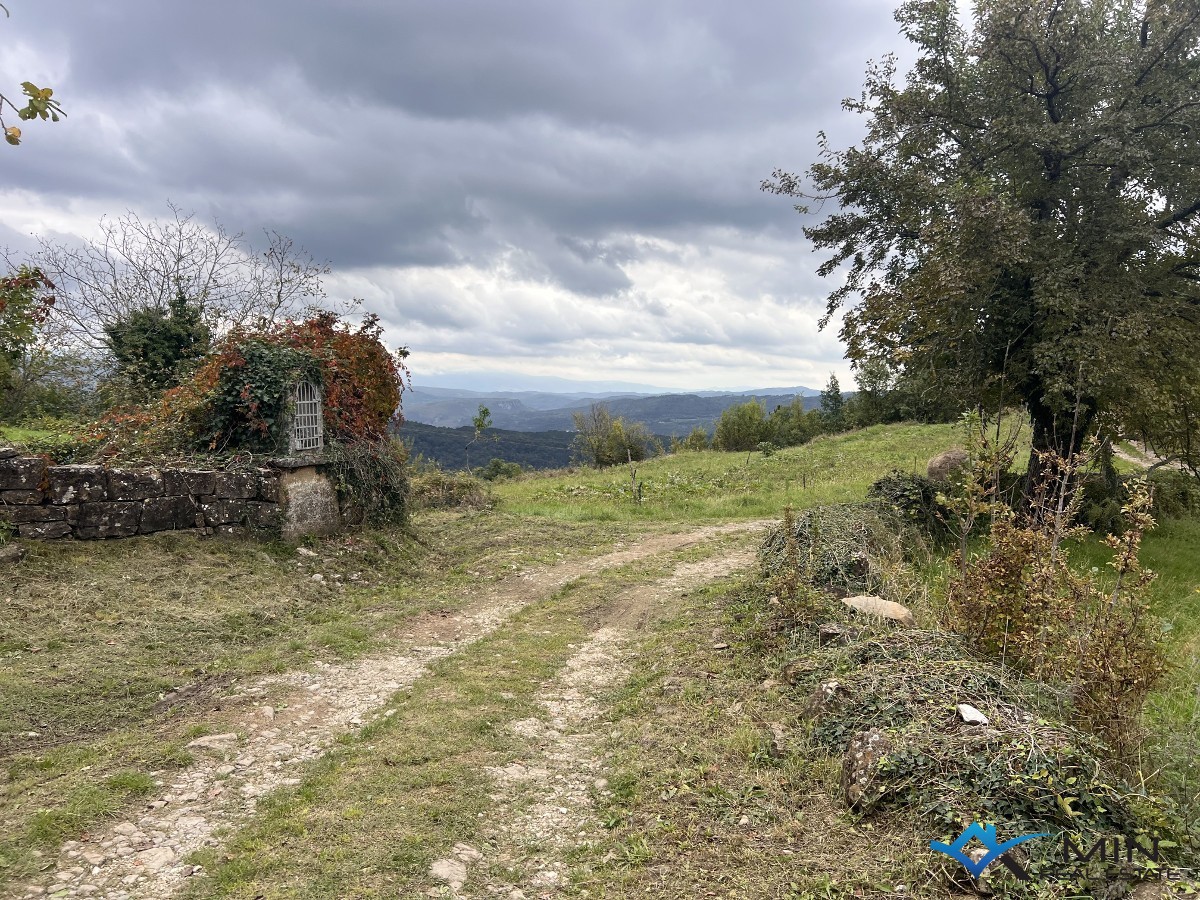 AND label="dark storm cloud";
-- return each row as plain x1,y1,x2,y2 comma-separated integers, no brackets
1,0,909,387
